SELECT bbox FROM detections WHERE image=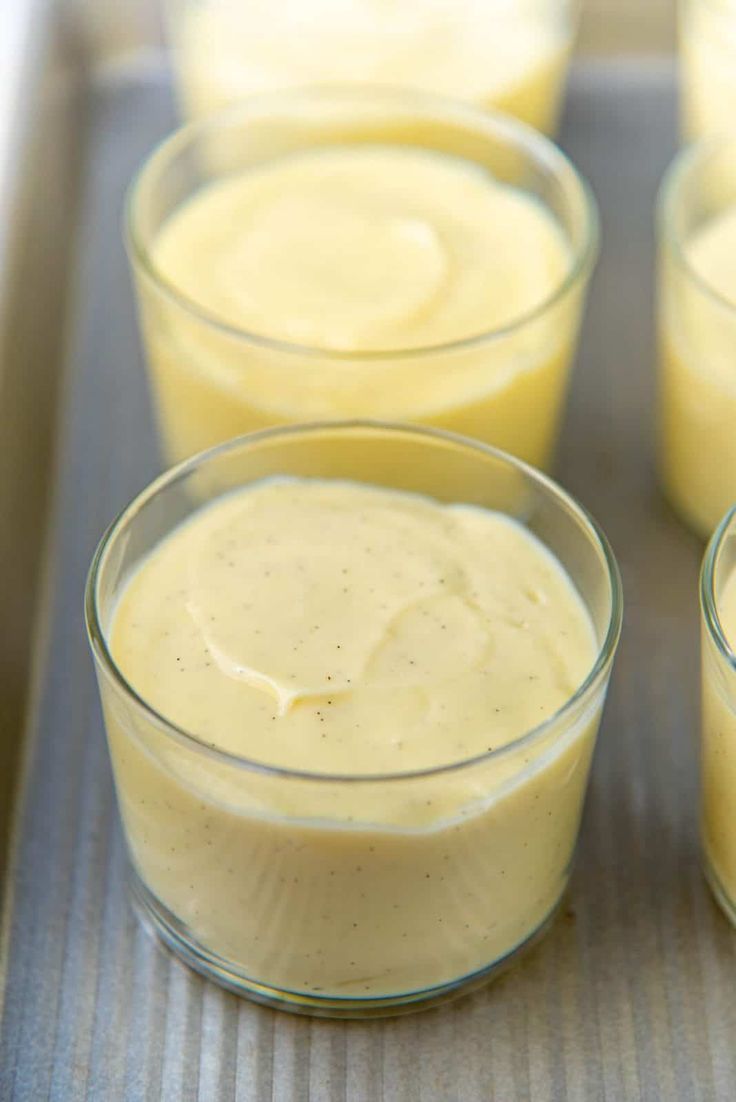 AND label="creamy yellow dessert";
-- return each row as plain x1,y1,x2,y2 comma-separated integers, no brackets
702,563,736,916
140,145,579,468
105,477,600,1000
680,0,736,142
659,204,736,536
170,0,573,134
